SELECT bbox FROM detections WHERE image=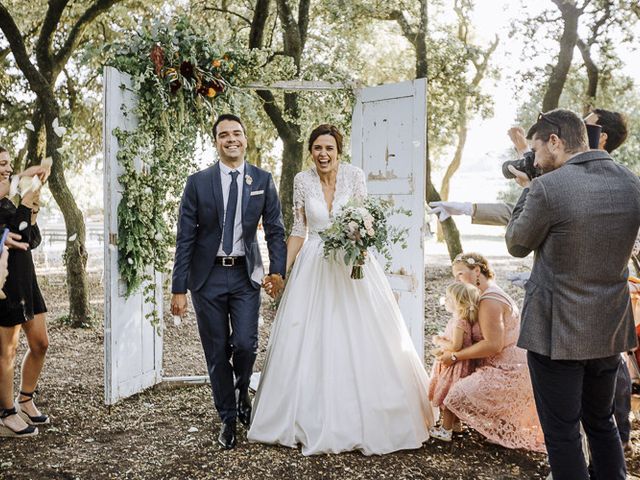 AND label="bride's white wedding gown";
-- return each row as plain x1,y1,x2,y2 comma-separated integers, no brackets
247,163,434,455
